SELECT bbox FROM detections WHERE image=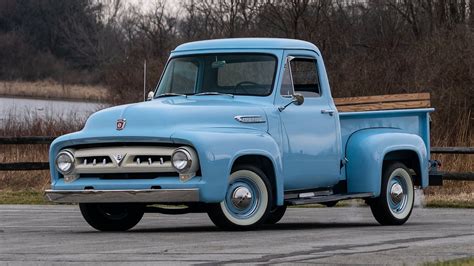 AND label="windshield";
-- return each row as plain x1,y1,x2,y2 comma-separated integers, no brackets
155,53,277,97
